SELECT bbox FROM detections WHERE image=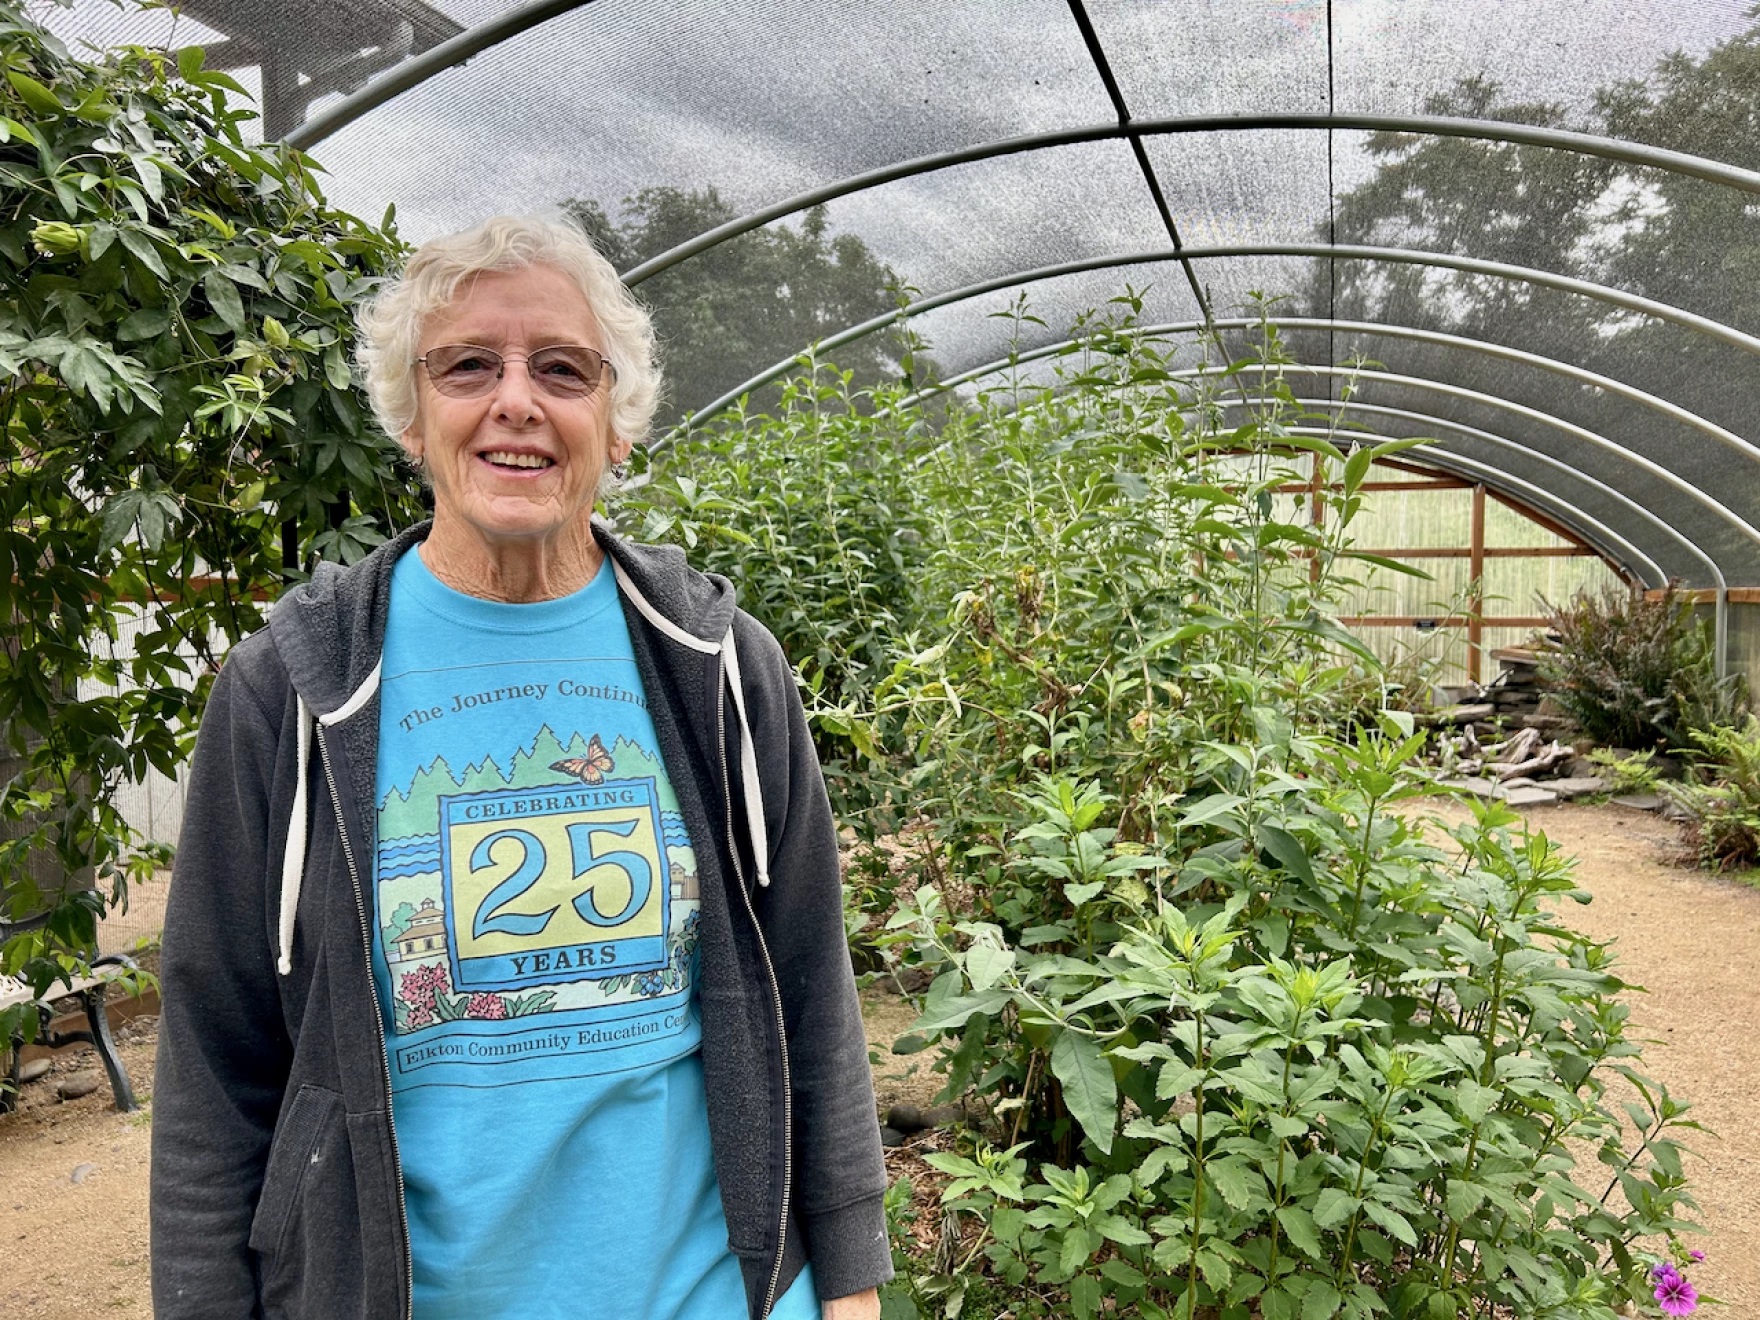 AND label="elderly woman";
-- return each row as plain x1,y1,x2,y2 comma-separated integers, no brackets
150,216,889,1320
